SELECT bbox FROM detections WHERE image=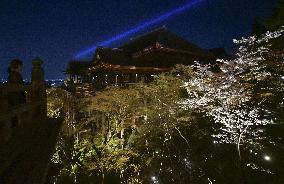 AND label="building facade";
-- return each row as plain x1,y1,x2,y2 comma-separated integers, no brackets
67,27,228,88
